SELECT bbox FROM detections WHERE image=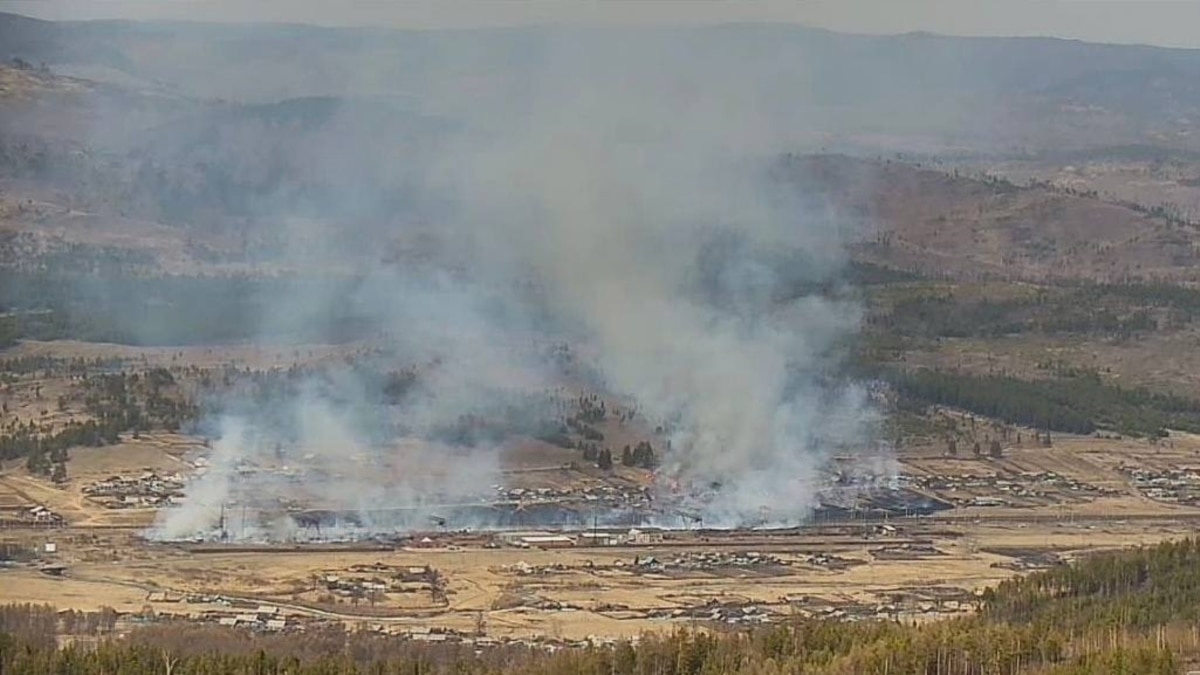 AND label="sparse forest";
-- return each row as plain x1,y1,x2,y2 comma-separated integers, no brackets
0,366,198,476
0,269,376,347
885,367,1200,438
865,281,1200,341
